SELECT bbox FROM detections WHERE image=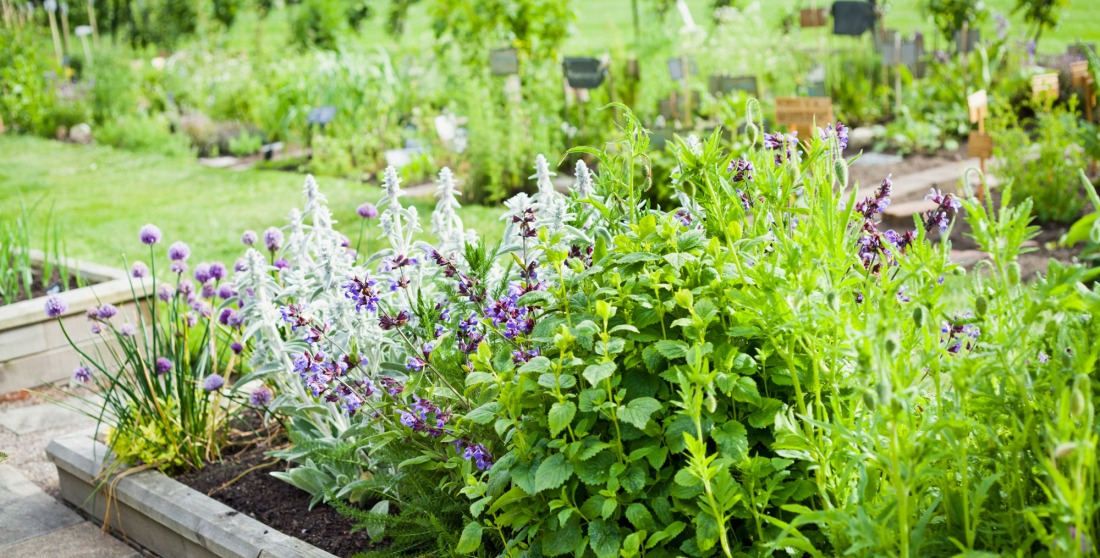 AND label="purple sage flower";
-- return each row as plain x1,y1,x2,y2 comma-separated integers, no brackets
263,227,284,253
241,230,258,246
357,203,379,219
249,386,273,407
139,224,162,245
727,158,755,183
203,374,225,392
73,365,92,383
44,295,67,318
155,357,173,374
168,241,190,262
131,261,149,278
820,121,849,151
